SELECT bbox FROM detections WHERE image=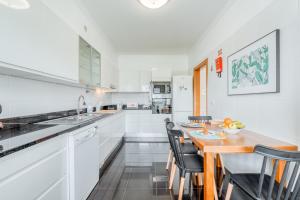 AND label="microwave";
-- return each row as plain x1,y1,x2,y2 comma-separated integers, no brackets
152,82,171,94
